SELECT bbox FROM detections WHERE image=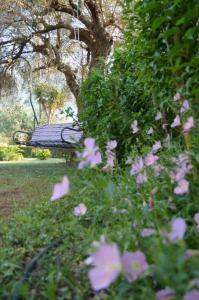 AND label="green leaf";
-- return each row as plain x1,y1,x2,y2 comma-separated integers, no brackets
152,16,167,31
184,27,196,40
160,27,180,39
